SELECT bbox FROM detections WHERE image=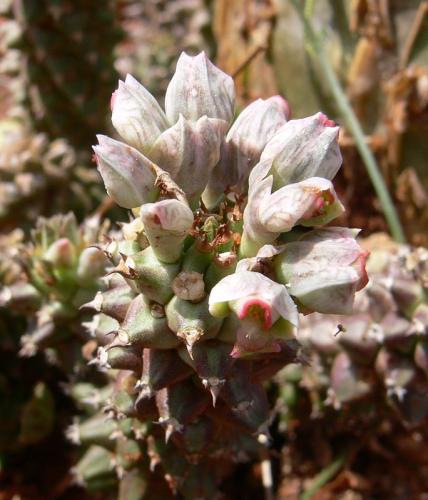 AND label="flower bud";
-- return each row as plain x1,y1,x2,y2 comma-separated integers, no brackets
149,115,225,202
76,247,108,286
209,270,298,328
93,135,158,209
111,74,168,153
275,228,369,314
165,51,235,124
261,112,342,189
206,96,289,200
45,238,76,268
258,177,344,232
241,159,344,257
140,200,194,263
